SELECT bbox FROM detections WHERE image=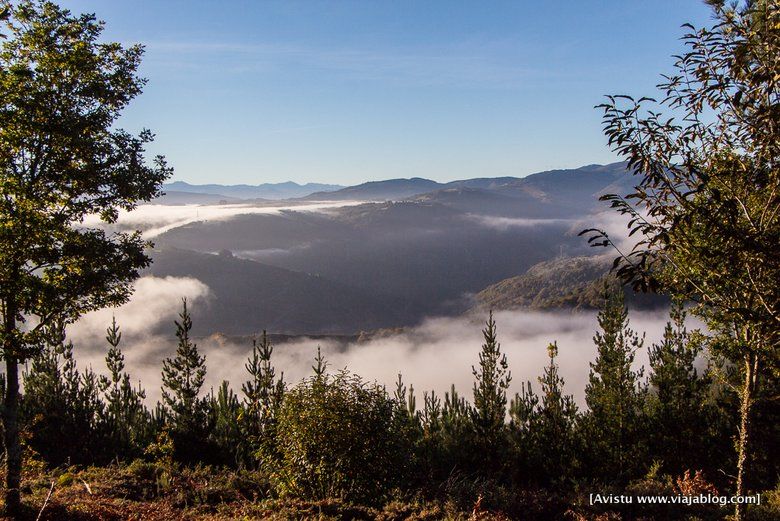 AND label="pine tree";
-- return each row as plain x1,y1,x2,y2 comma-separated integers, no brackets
99,317,150,460
209,381,243,465
242,331,285,439
442,385,469,433
534,342,578,484
394,373,418,426
582,287,646,483
471,311,511,443
312,345,328,379
509,382,539,439
422,390,442,434
392,374,422,485
21,322,106,465
161,299,208,461
470,311,512,474
508,381,539,484
646,300,712,475
393,374,421,443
